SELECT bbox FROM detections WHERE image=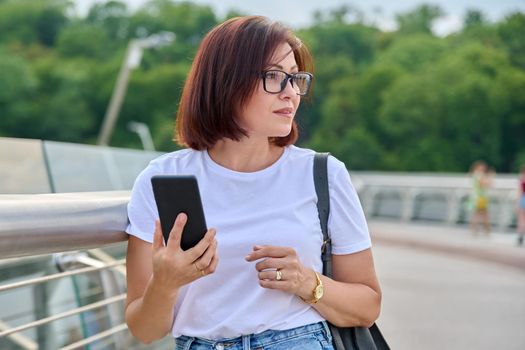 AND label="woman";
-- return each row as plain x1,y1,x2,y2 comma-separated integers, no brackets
468,160,491,236
125,16,381,349
517,165,525,246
